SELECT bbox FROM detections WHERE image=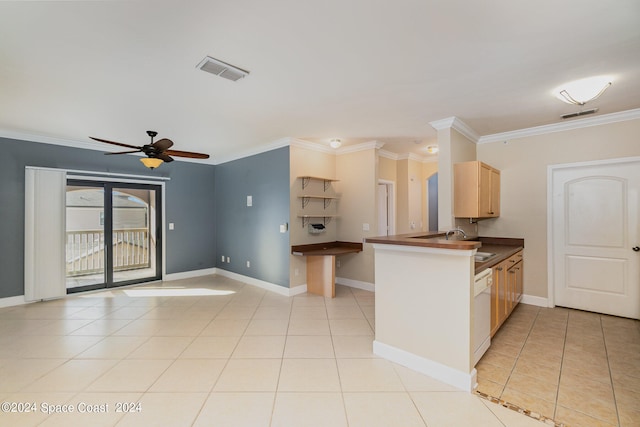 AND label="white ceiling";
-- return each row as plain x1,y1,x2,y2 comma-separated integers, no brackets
1,1,639,161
